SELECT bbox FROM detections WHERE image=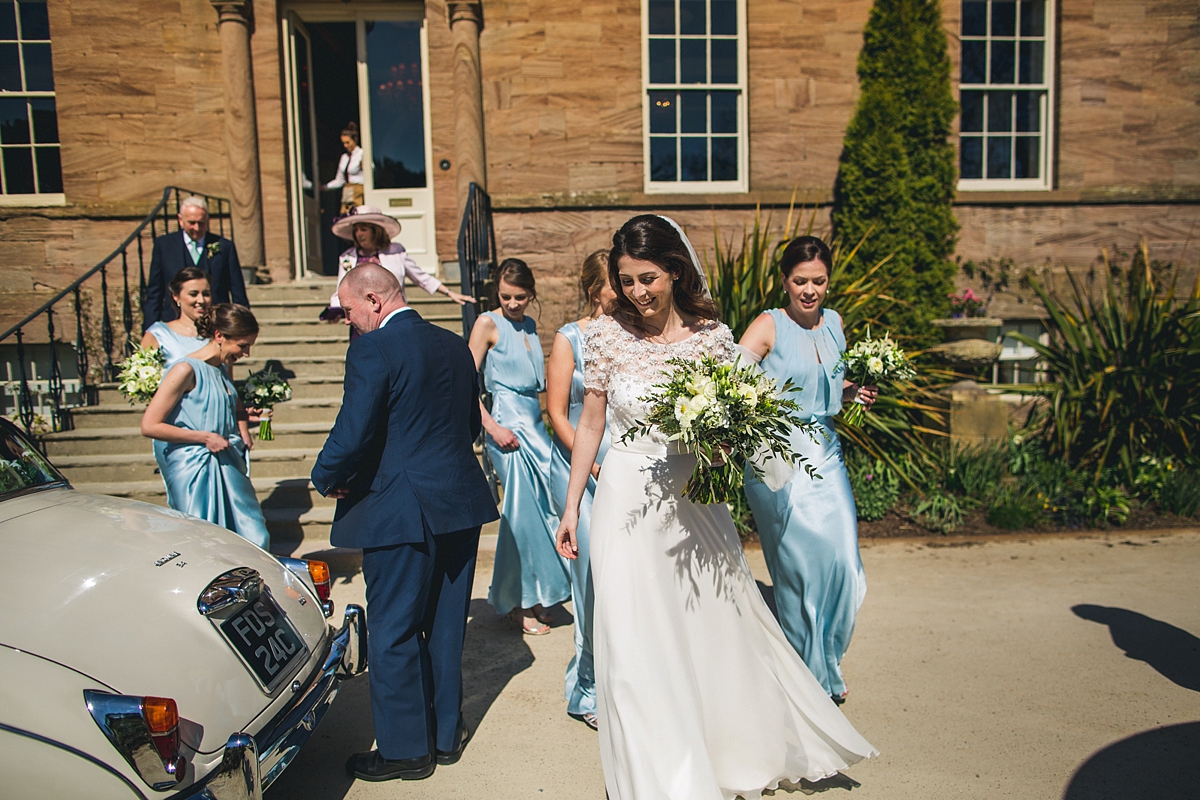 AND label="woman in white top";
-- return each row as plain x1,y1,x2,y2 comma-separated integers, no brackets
324,122,365,213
